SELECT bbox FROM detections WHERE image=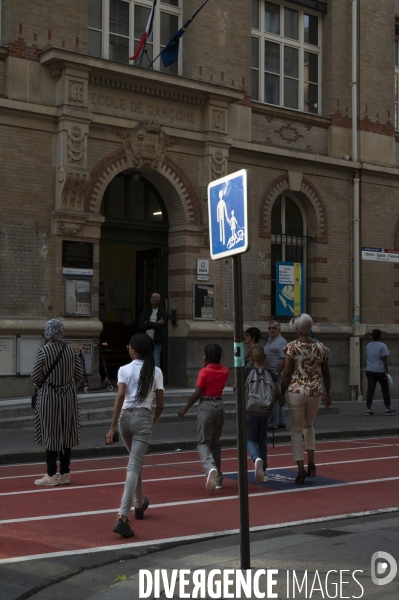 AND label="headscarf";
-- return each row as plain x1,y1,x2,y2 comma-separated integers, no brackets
44,318,65,342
